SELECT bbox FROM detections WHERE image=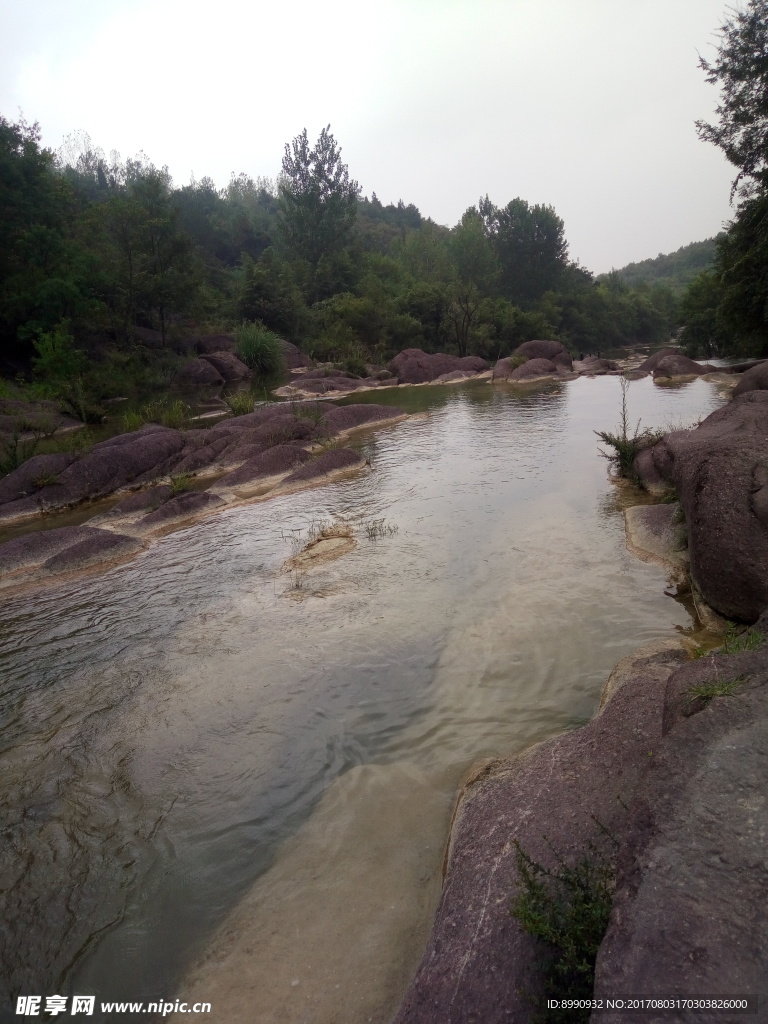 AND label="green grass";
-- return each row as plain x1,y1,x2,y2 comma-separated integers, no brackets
170,472,194,495
511,837,615,1023
723,625,765,654
0,433,40,475
684,676,743,706
224,391,255,416
121,398,191,433
234,321,286,375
